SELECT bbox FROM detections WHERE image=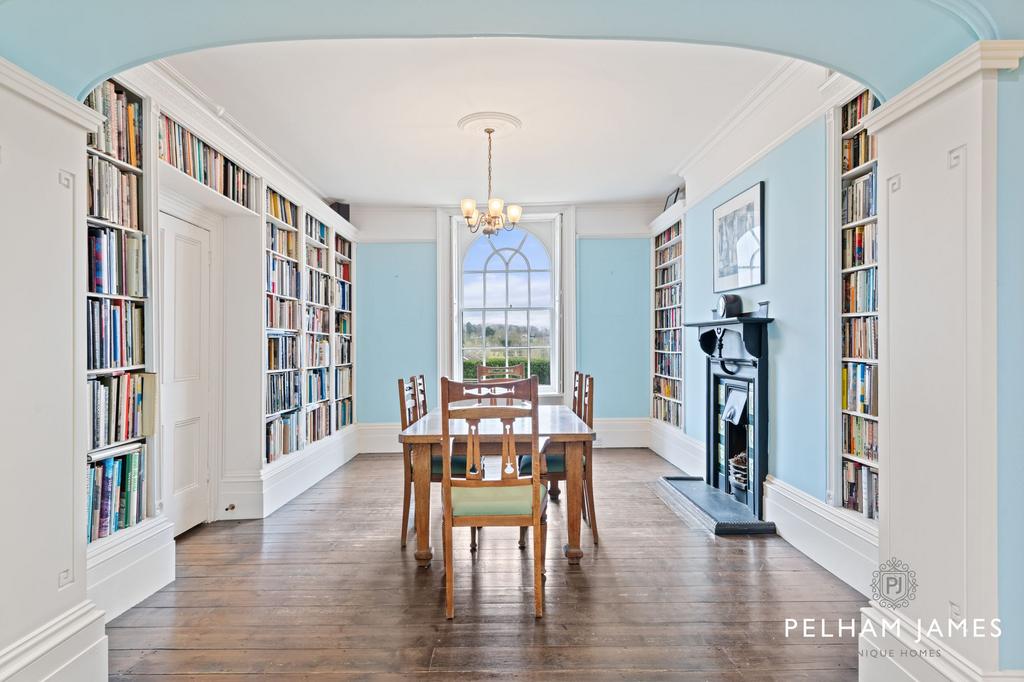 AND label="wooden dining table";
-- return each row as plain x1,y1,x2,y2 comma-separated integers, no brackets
398,404,595,567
